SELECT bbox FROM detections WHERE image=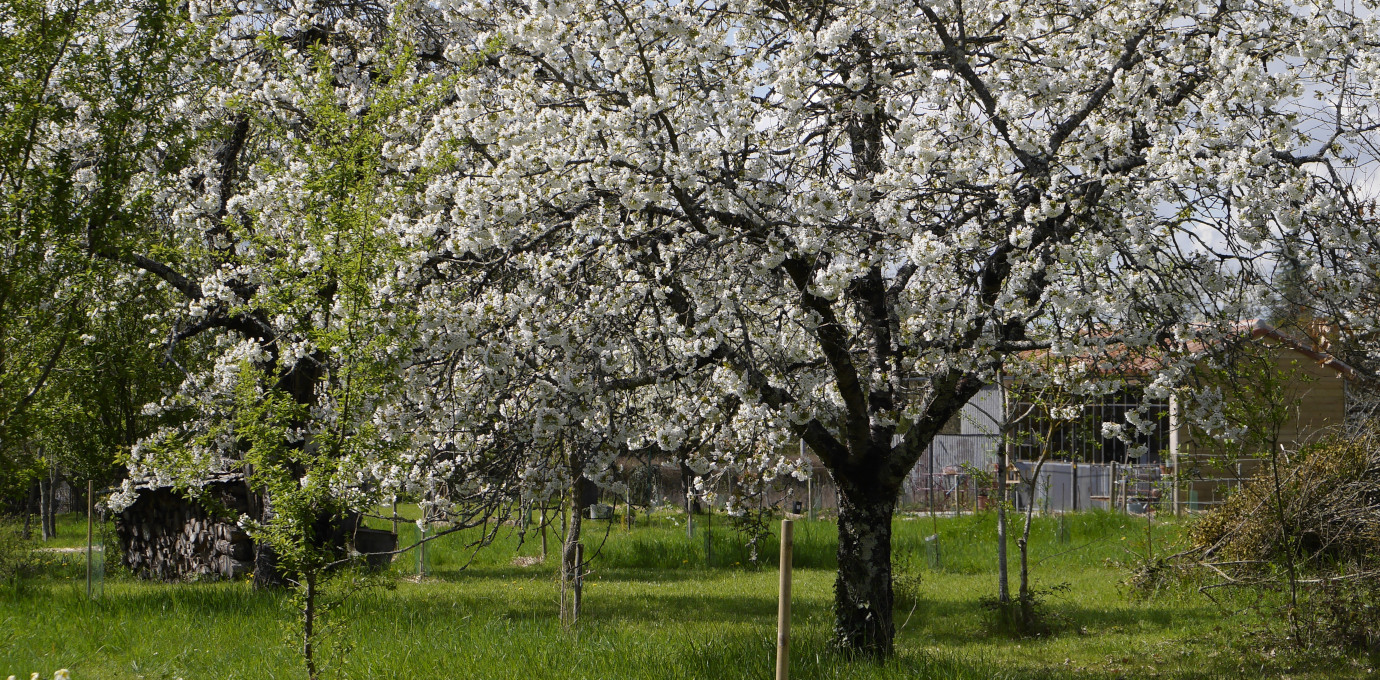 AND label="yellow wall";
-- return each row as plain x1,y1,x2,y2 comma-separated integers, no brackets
1170,341,1349,510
